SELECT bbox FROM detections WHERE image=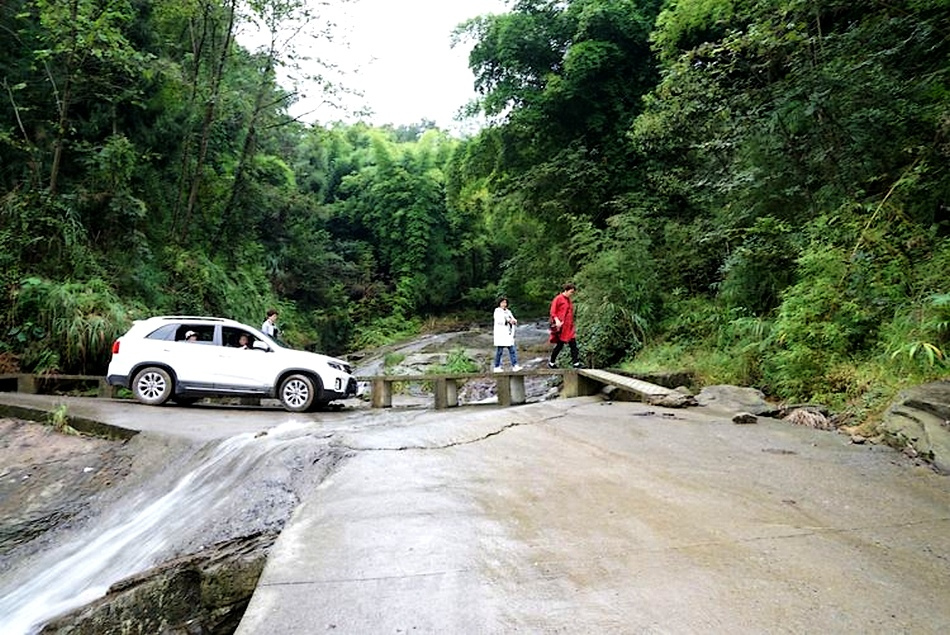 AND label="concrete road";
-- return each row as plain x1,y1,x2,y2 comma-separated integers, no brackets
0,391,372,442
3,391,948,633
237,397,950,634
